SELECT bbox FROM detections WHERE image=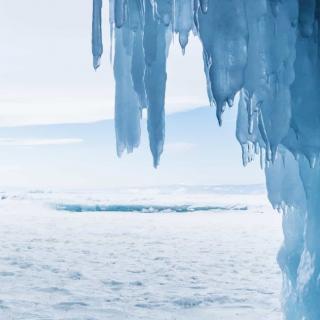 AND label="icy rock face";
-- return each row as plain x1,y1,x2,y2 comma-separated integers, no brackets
92,1,320,318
